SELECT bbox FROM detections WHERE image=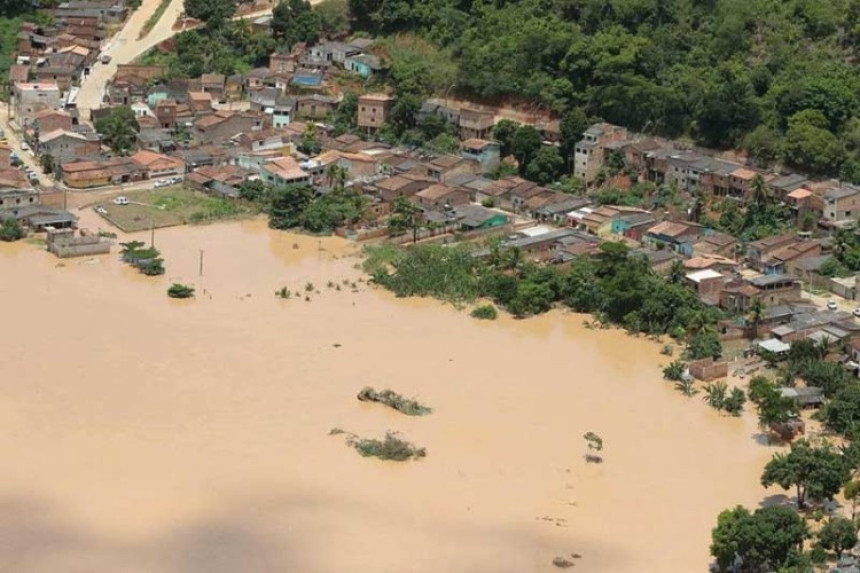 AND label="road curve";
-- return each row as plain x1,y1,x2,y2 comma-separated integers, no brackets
76,0,188,116
76,3,283,118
